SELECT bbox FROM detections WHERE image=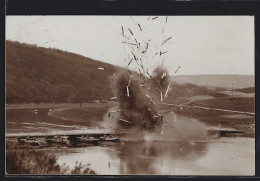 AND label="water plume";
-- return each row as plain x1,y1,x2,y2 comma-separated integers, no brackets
110,70,160,129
